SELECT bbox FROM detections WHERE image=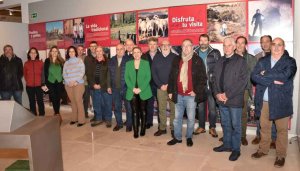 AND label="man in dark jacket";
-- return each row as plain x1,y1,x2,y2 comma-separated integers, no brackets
152,40,177,138
167,39,207,147
252,35,277,147
108,44,132,132
124,38,135,59
235,36,257,146
212,37,247,161
251,38,297,168
142,37,161,129
0,44,23,104
85,41,98,121
193,34,221,138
